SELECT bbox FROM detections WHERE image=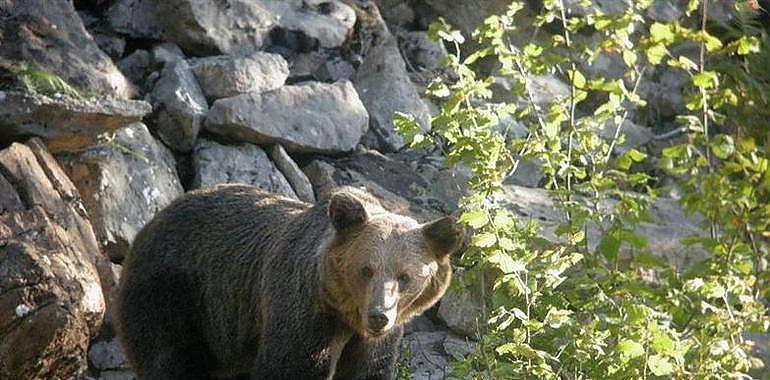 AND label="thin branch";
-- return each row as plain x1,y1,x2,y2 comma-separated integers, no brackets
605,66,648,162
